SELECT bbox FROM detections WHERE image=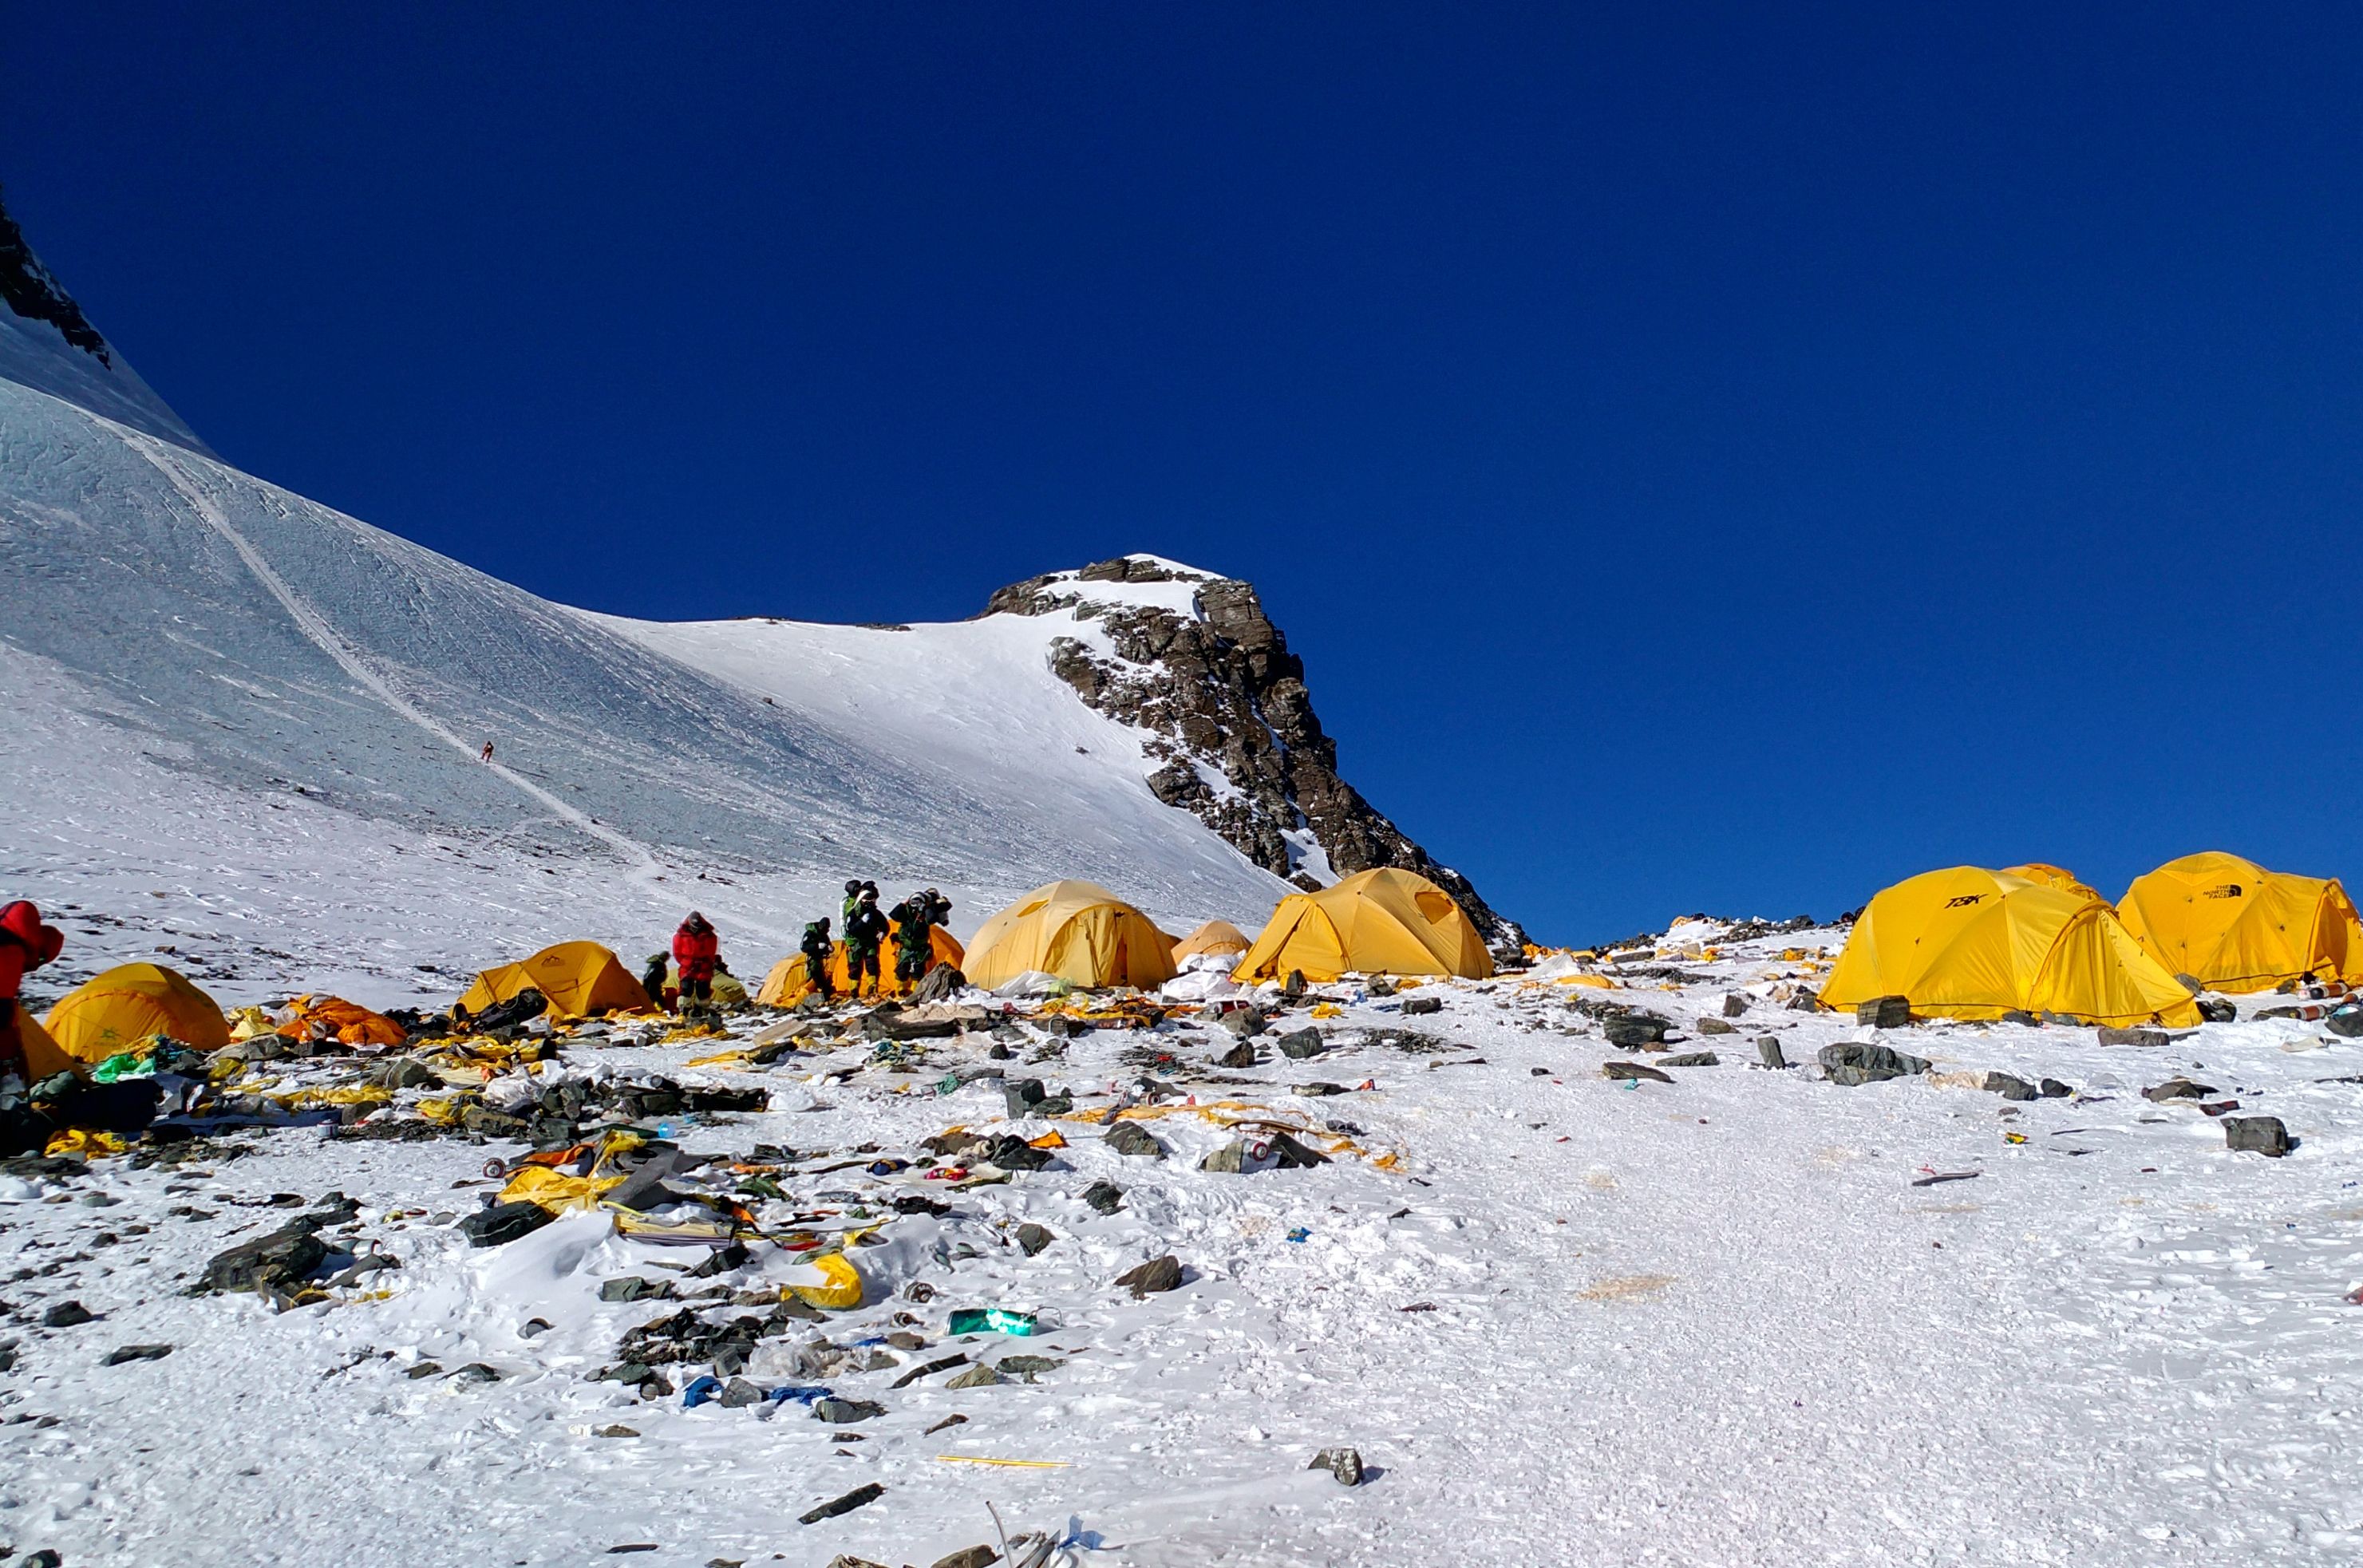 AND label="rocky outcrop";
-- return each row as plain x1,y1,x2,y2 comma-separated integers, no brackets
0,184,112,363
985,556,1522,950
